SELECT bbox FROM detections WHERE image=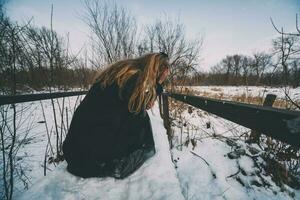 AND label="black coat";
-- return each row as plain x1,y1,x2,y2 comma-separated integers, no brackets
63,75,162,177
